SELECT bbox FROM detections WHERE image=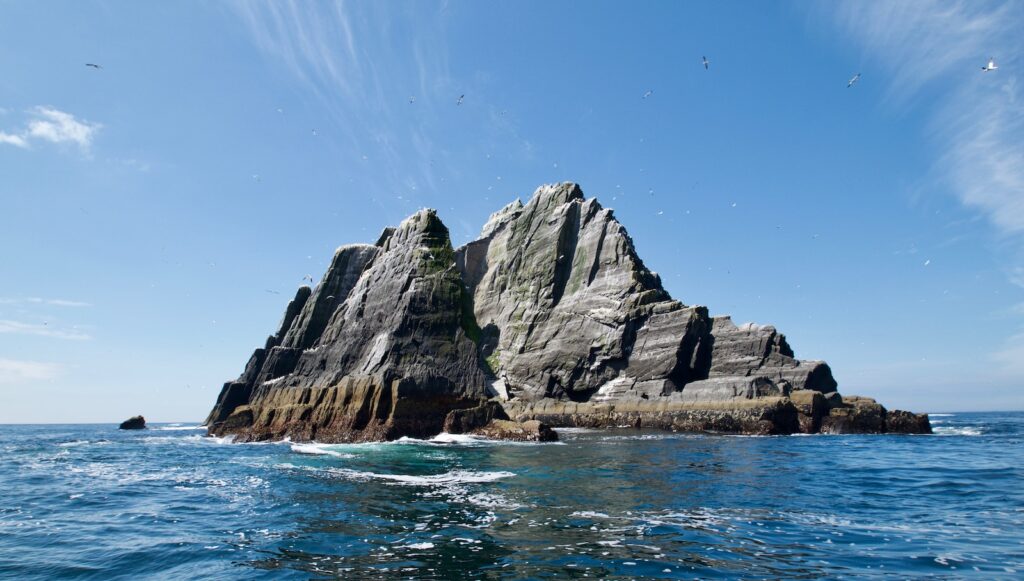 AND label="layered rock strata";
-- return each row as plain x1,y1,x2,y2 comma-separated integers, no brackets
207,183,930,441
